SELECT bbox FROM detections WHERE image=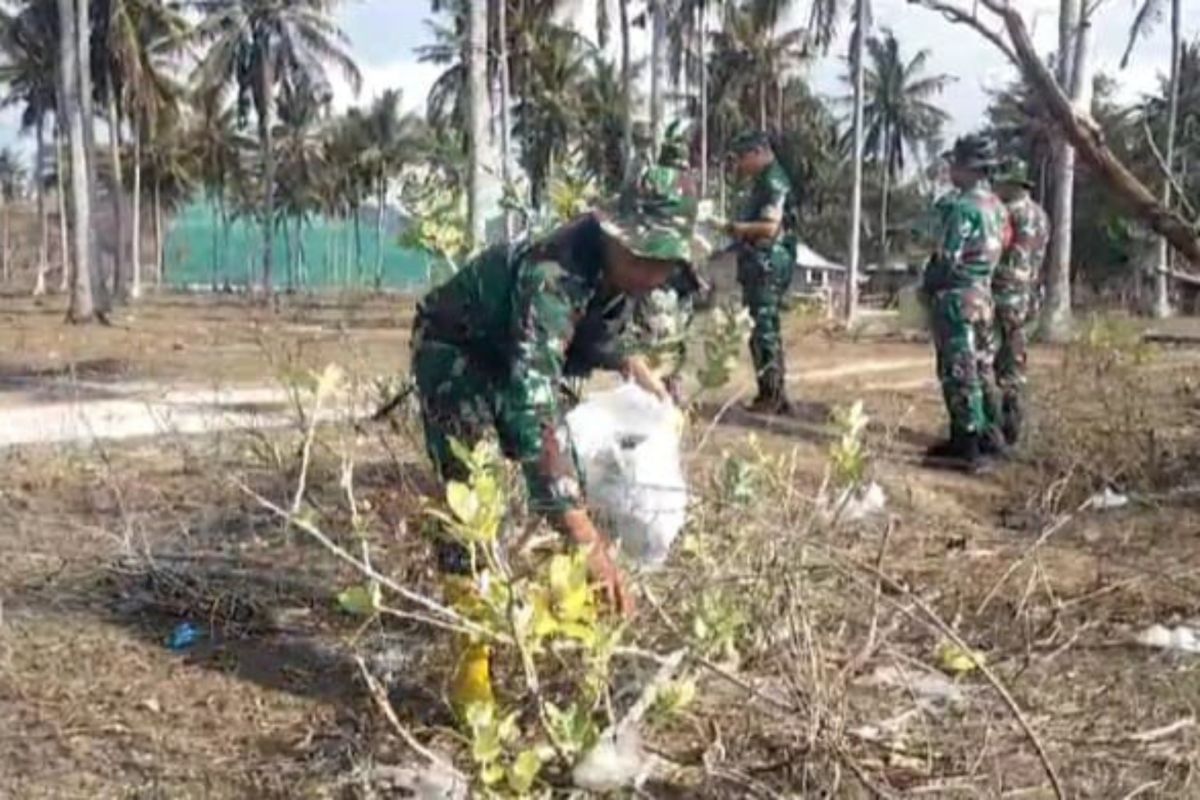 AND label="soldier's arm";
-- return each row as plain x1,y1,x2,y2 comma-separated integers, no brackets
728,172,787,243
501,261,588,518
